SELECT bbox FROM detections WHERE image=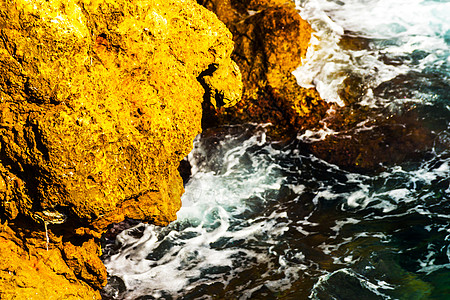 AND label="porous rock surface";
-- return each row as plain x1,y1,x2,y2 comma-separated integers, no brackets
0,0,241,298
199,0,330,139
